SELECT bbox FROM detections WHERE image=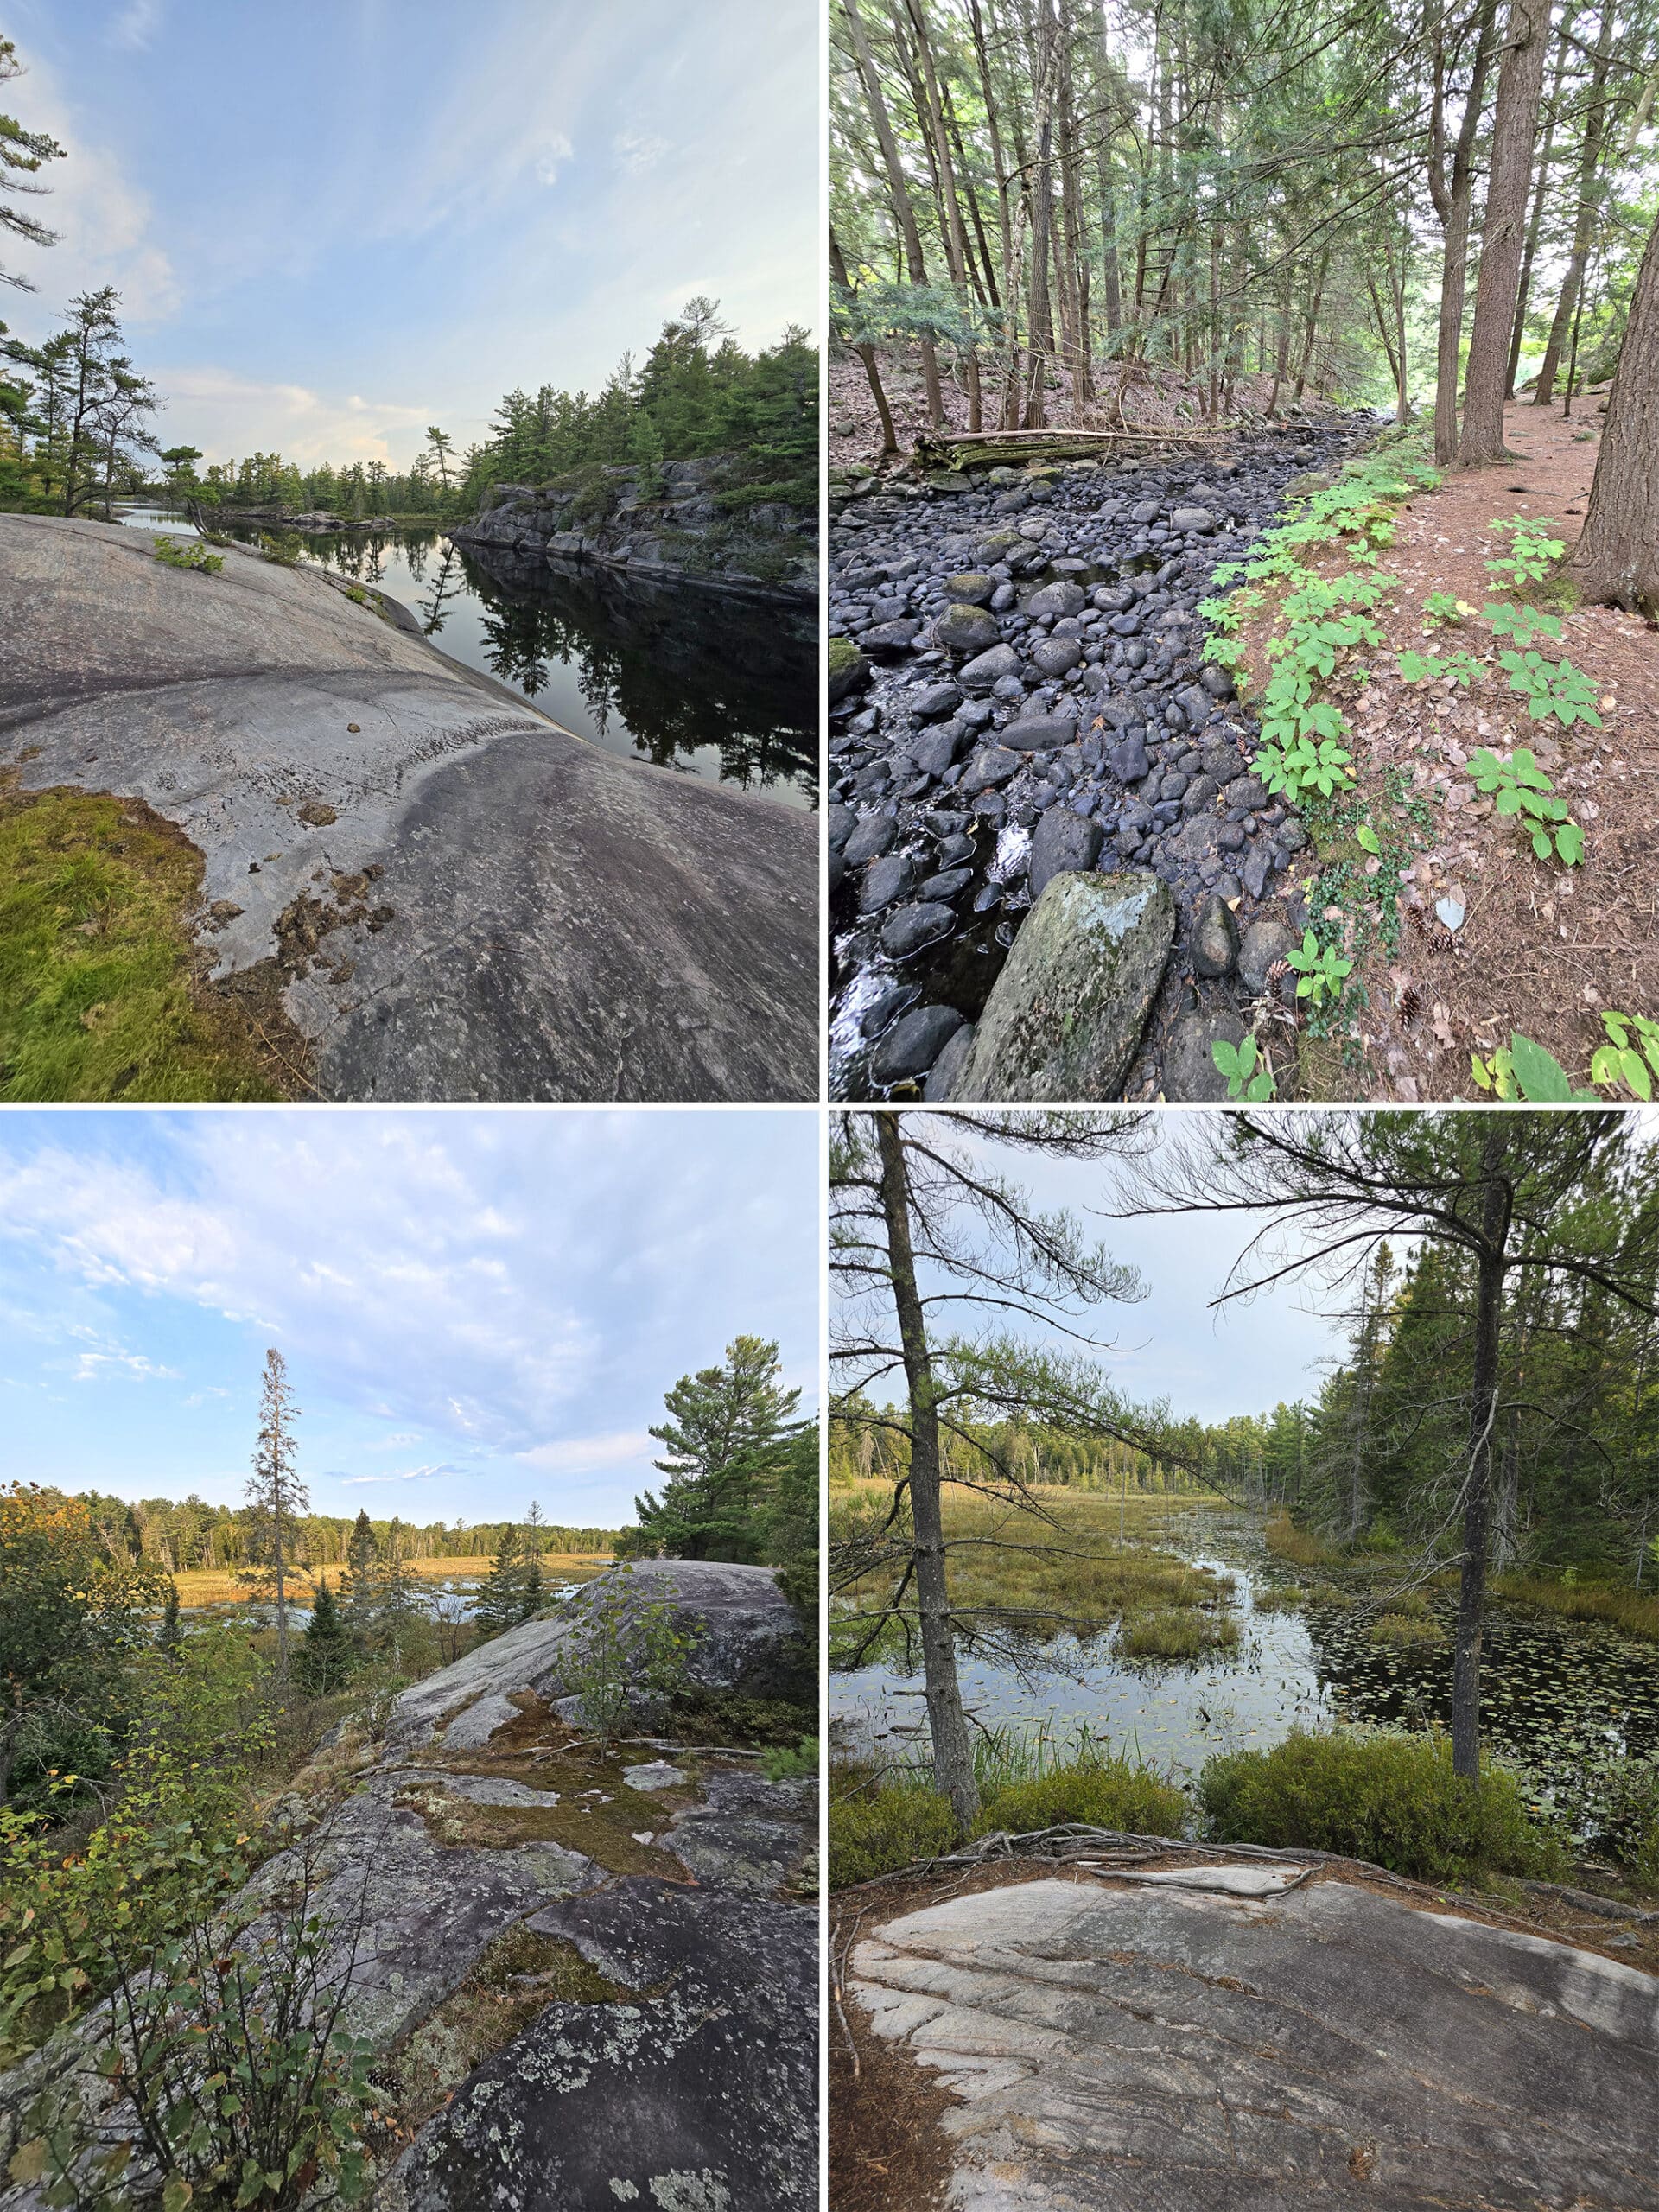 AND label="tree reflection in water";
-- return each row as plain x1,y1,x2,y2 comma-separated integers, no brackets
215,523,815,804
460,540,816,801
